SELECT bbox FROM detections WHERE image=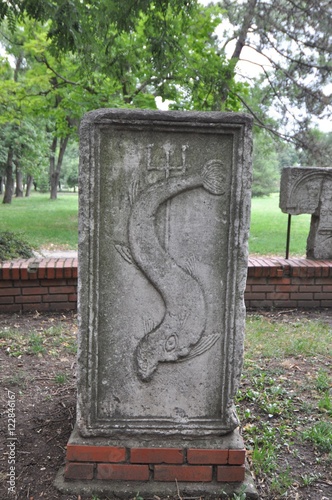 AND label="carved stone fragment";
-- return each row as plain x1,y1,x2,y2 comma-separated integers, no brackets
280,166,332,259
56,109,257,498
